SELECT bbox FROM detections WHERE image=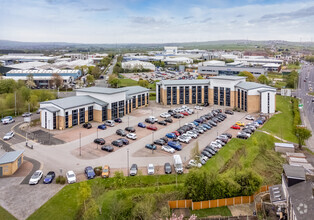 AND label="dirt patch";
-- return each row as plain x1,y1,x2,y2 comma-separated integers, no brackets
228,203,255,216
219,147,246,173
172,208,191,218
